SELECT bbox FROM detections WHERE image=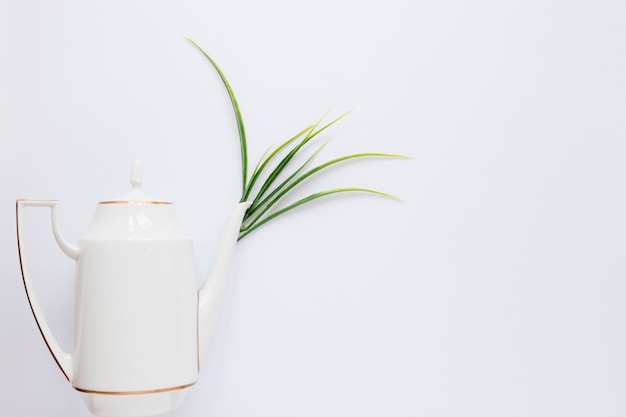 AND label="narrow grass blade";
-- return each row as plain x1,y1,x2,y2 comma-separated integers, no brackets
249,115,326,205
238,187,400,240
244,137,332,222
244,124,314,201
187,38,249,195
250,143,274,181
251,111,351,207
246,152,408,225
